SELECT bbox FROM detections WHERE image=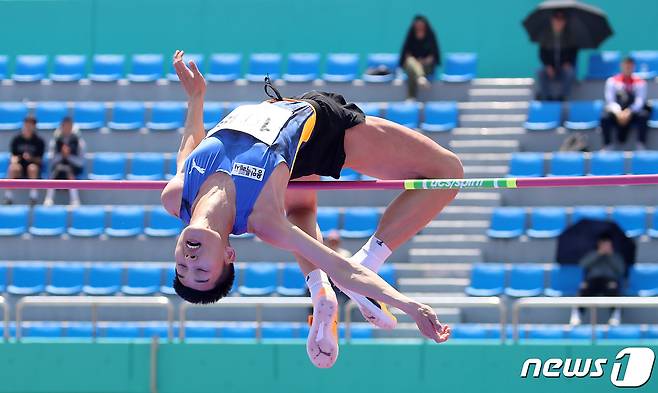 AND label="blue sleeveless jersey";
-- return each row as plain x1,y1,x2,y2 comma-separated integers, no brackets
179,100,315,234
